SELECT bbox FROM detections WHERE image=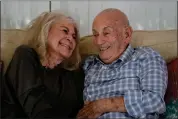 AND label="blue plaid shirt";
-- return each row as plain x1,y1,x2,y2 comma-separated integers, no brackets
83,45,168,119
